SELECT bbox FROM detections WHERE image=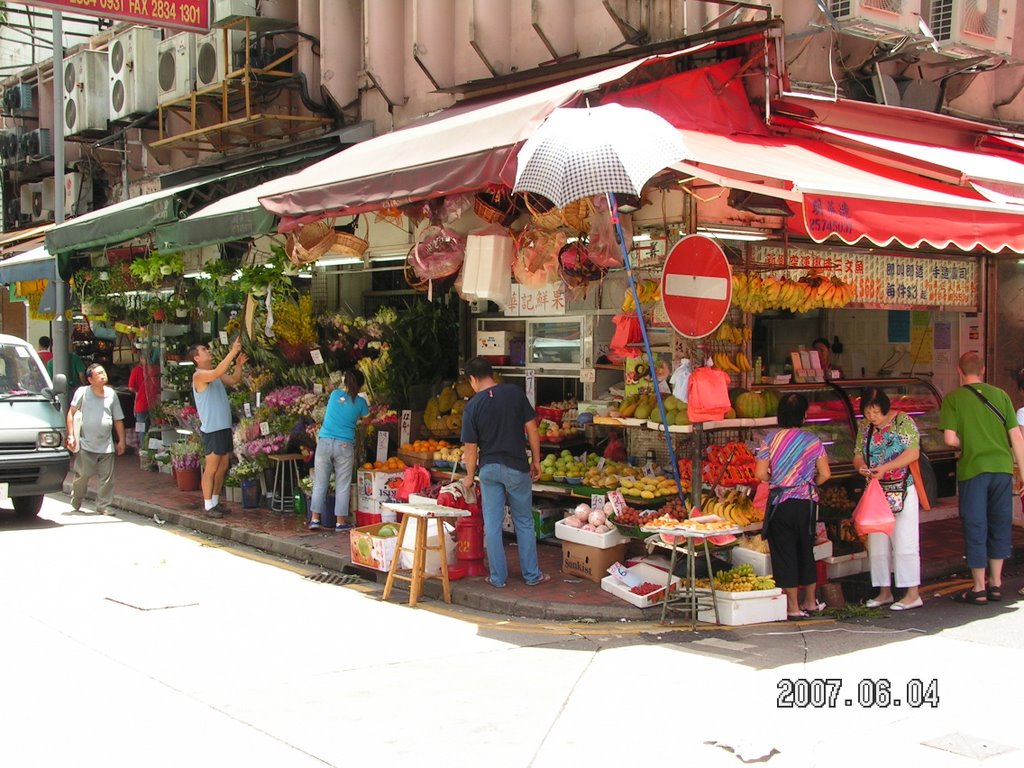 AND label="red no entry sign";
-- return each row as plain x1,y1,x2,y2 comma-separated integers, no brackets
659,235,732,339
